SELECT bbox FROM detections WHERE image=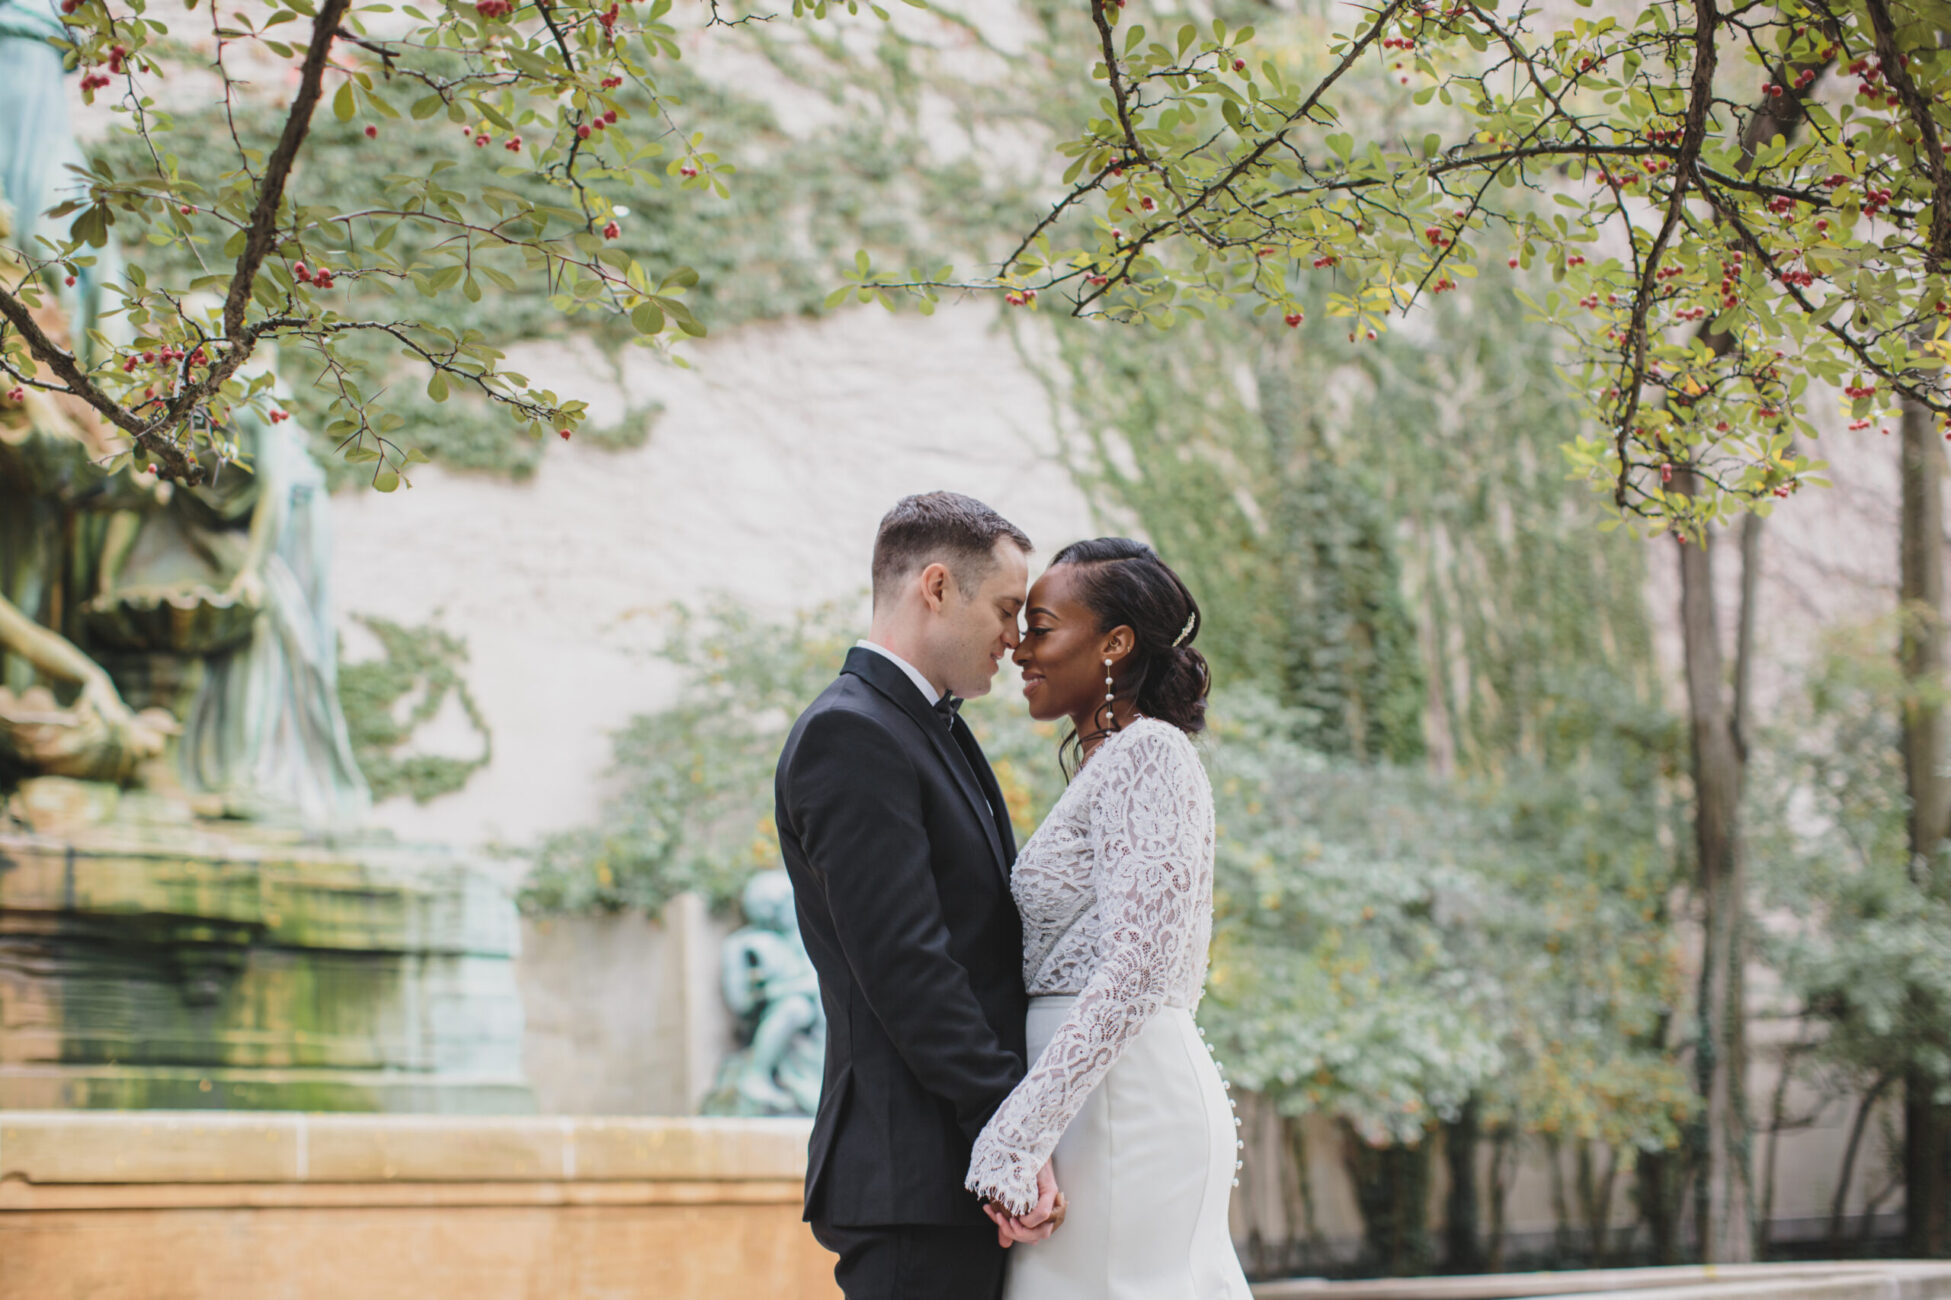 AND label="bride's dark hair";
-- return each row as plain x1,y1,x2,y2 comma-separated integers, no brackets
1050,538,1210,770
